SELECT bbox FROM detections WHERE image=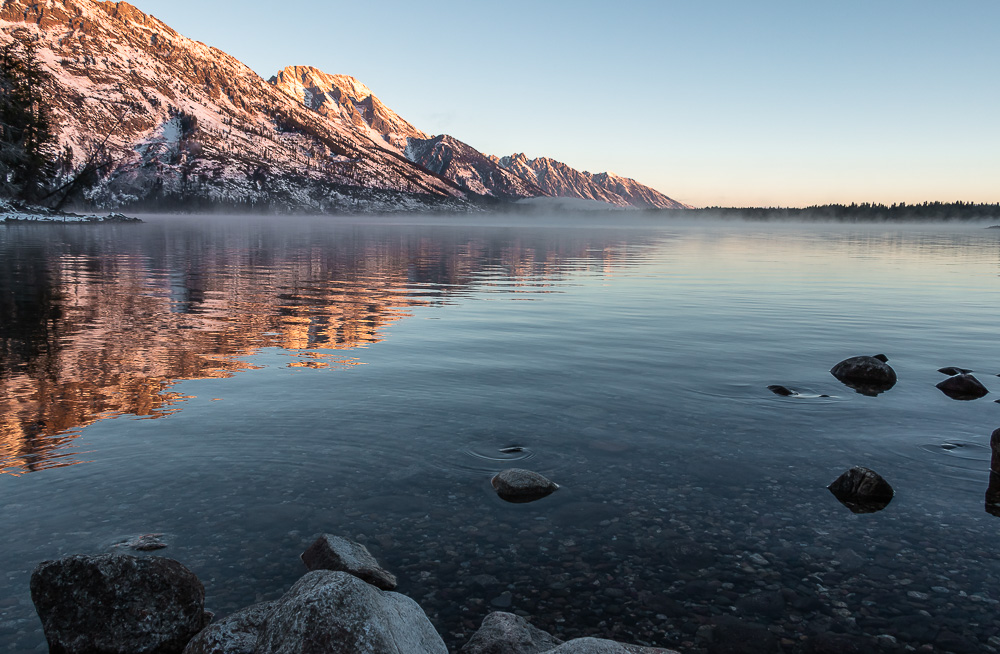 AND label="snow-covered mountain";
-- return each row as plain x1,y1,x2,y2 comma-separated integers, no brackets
0,0,688,212
0,0,467,212
404,135,544,200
